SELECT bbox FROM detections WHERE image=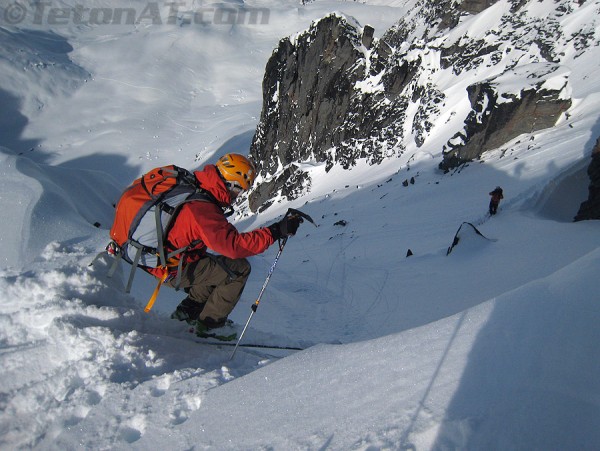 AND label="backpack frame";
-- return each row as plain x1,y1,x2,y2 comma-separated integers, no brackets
107,165,214,309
